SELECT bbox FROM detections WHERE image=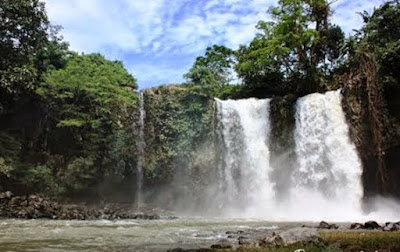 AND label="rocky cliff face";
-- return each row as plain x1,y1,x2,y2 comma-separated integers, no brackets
341,58,400,199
